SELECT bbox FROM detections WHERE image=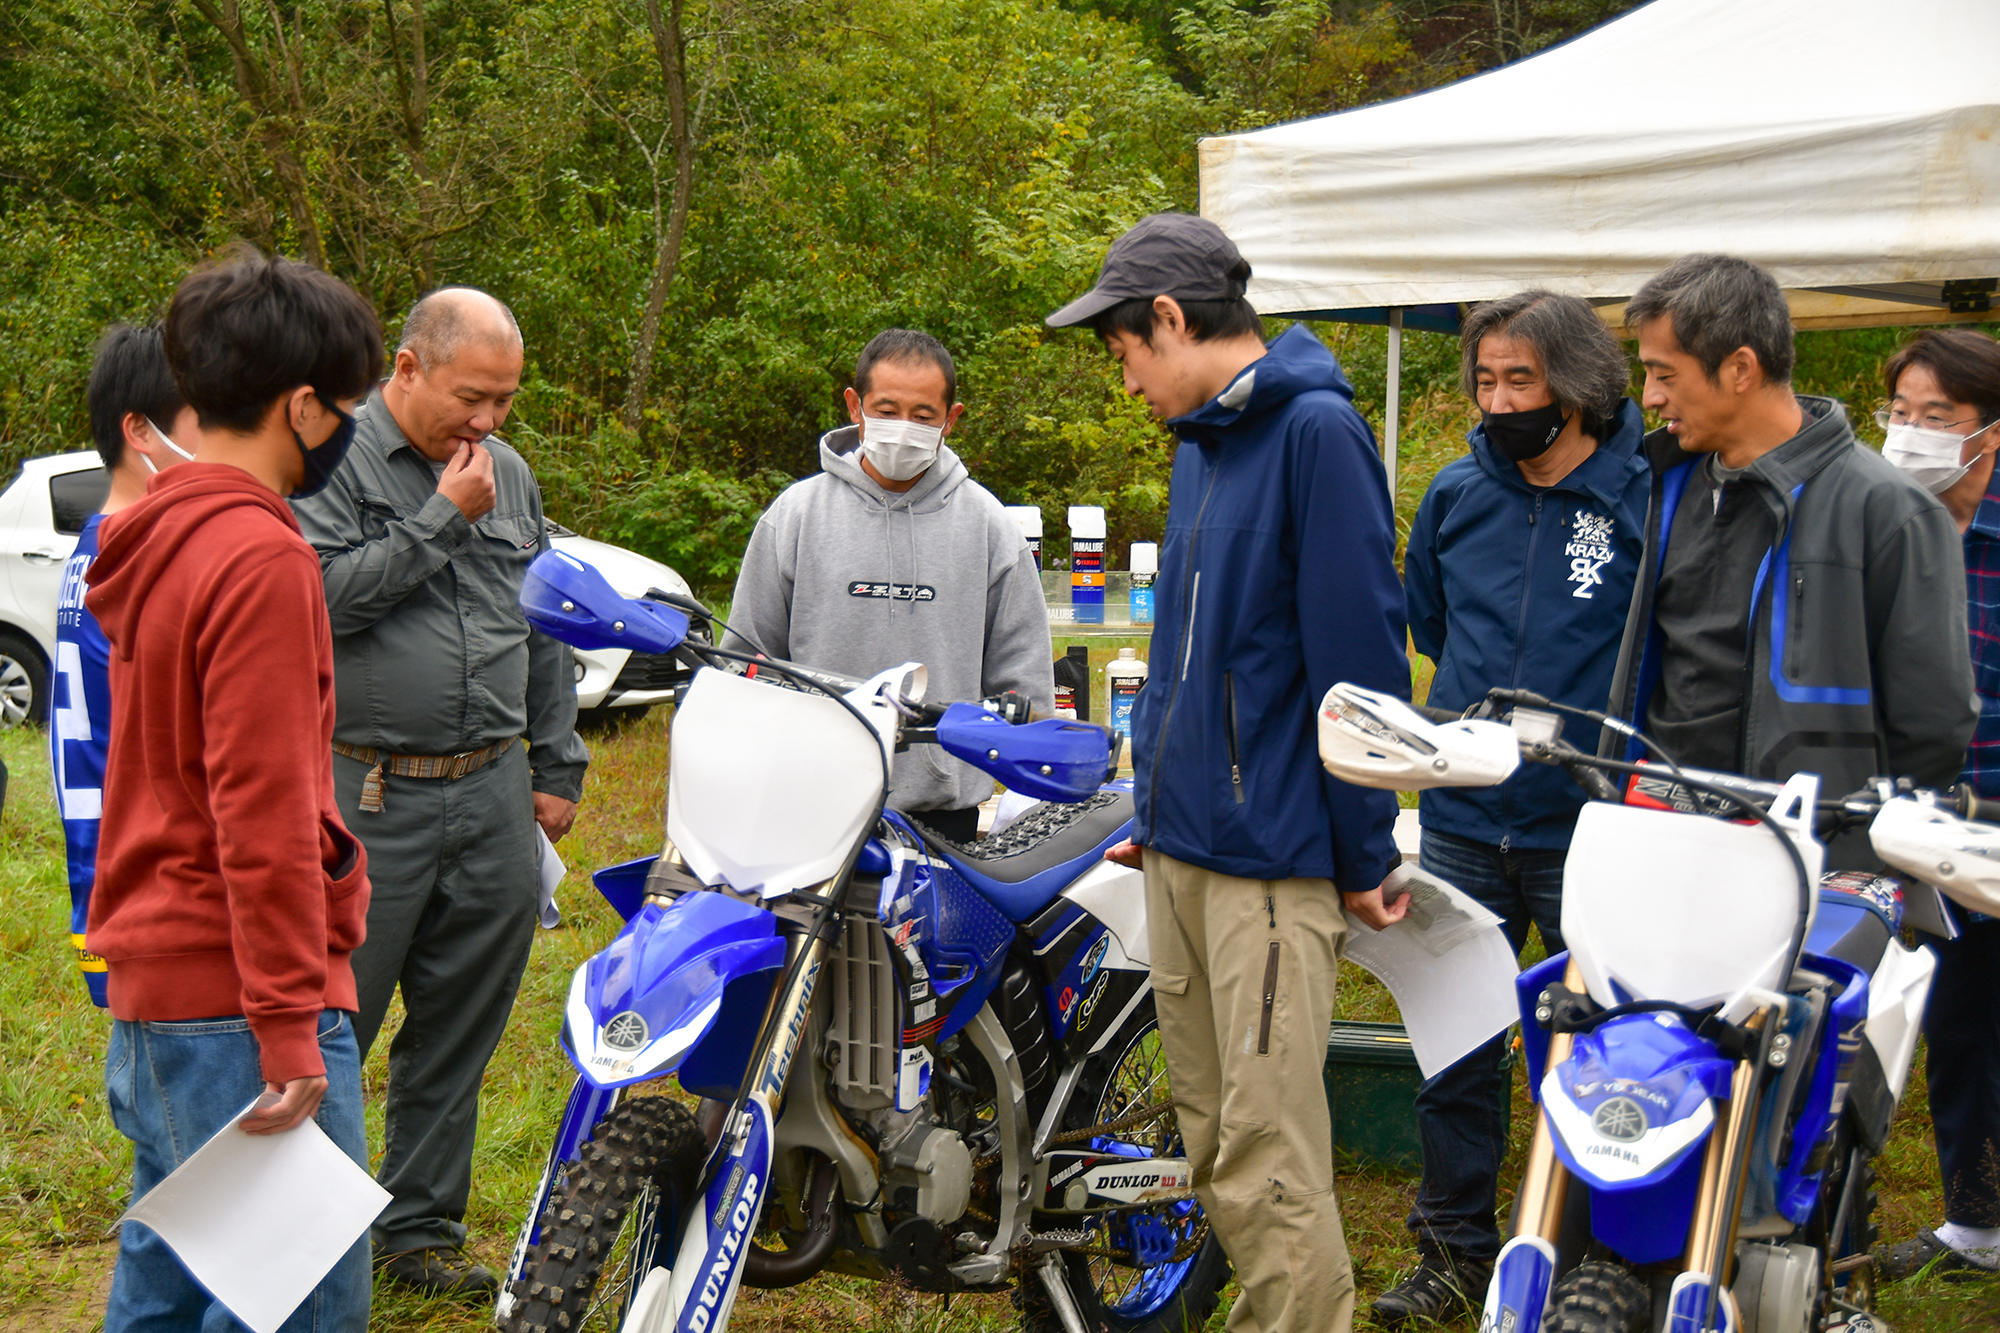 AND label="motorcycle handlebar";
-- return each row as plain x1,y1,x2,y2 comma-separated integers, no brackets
1953,786,2000,825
